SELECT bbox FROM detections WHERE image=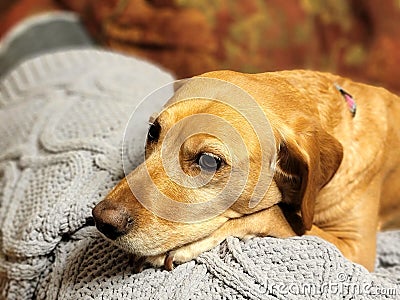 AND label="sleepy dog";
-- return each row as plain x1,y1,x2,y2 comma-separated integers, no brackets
92,70,400,272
